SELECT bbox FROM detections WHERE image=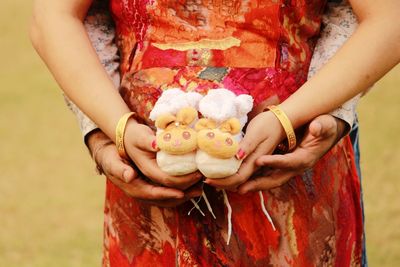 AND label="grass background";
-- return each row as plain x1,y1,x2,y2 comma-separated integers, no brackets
0,1,399,266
